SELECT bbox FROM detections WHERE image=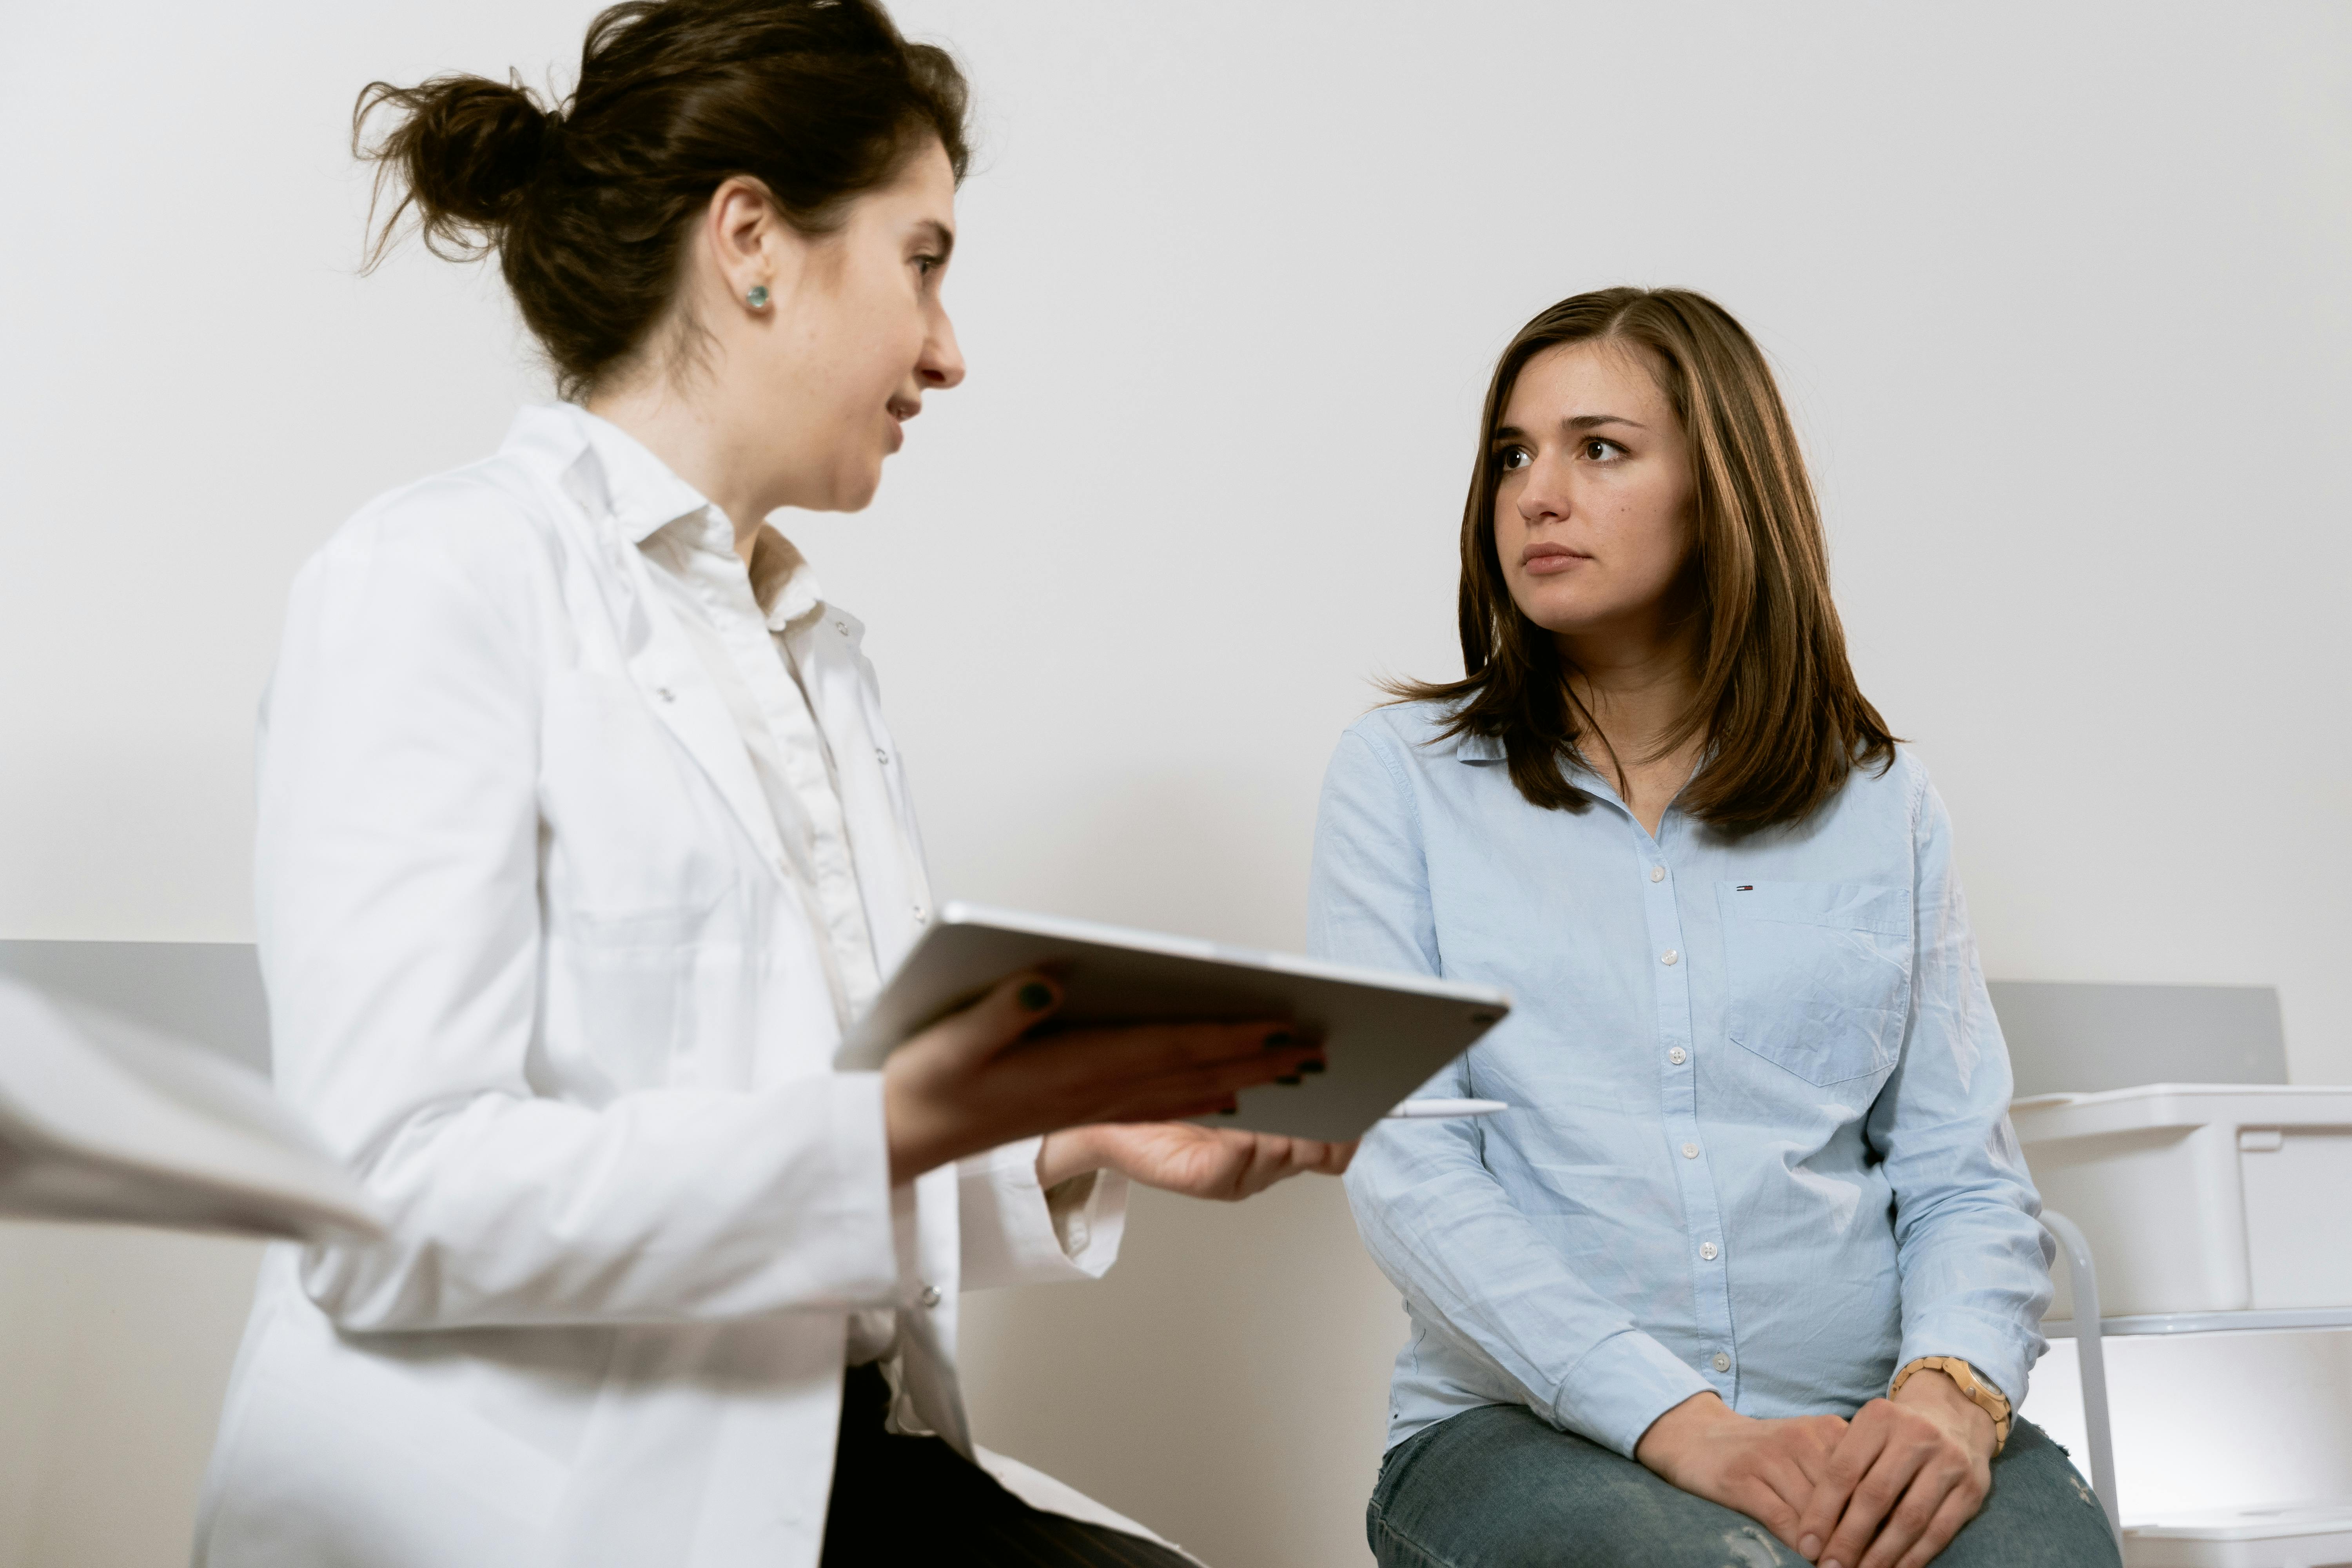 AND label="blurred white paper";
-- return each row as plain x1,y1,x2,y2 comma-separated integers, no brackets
0,976,381,1241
